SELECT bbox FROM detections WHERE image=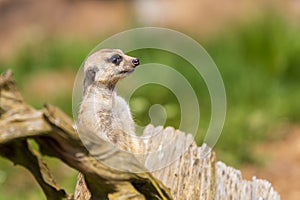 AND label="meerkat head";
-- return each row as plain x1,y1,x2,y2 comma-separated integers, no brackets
83,49,139,93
